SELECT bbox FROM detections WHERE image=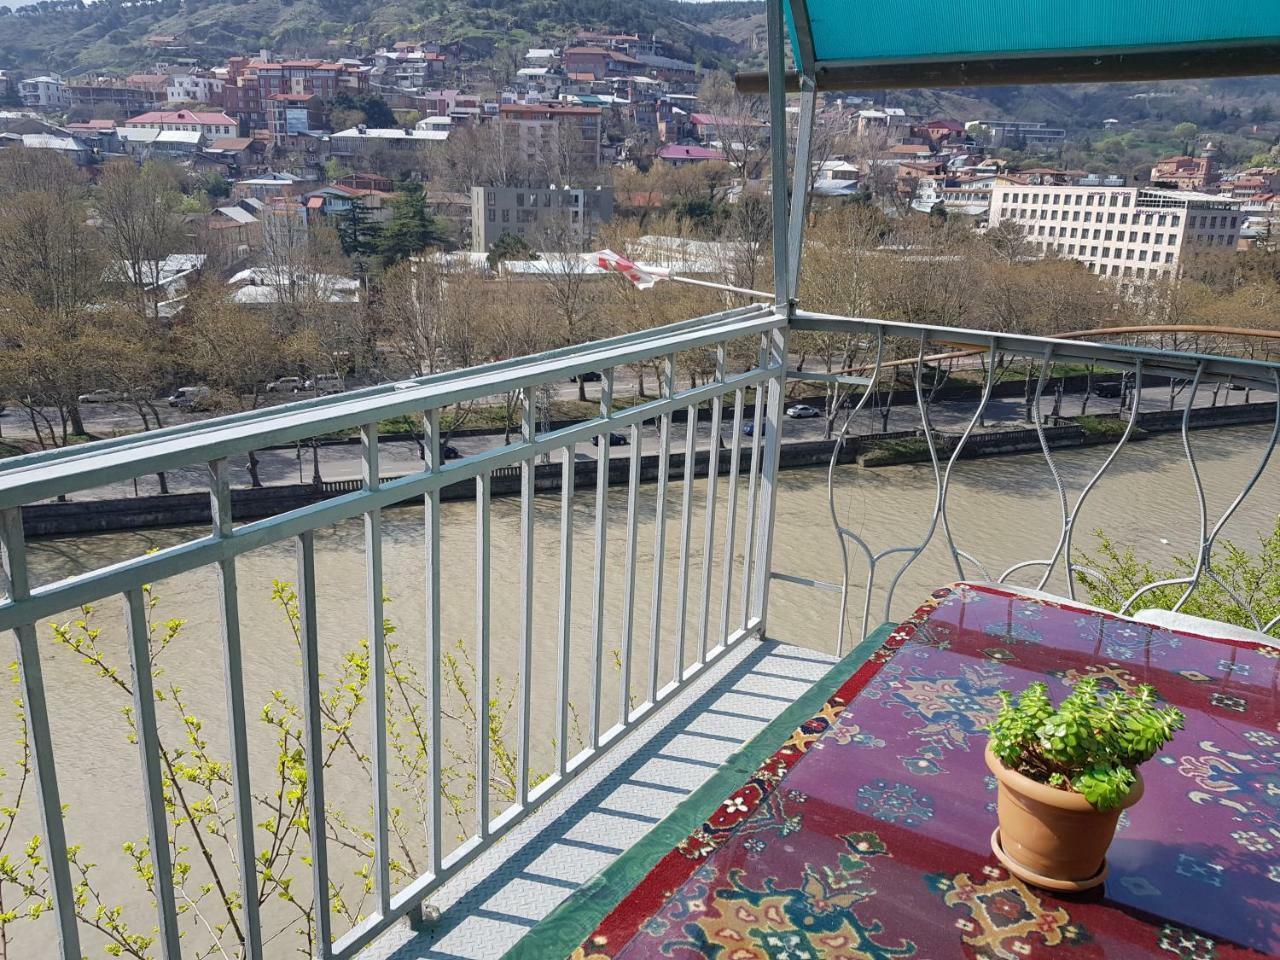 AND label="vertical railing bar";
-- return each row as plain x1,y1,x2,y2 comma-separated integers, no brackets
673,386,697,680
423,409,443,876
619,421,643,725
556,448,574,776
361,423,391,916
0,509,81,960
516,391,535,807
208,458,263,960
648,354,675,702
697,343,727,662
588,368,614,748
294,531,333,955
475,471,491,836
740,337,768,629
122,586,183,960
718,388,746,648
751,325,791,629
